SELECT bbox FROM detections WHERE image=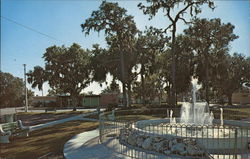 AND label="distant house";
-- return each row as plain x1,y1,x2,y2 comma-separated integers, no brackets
131,93,168,105
232,87,250,104
82,95,100,107
32,96,57,107
32,93,120,108
100,93,120,106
